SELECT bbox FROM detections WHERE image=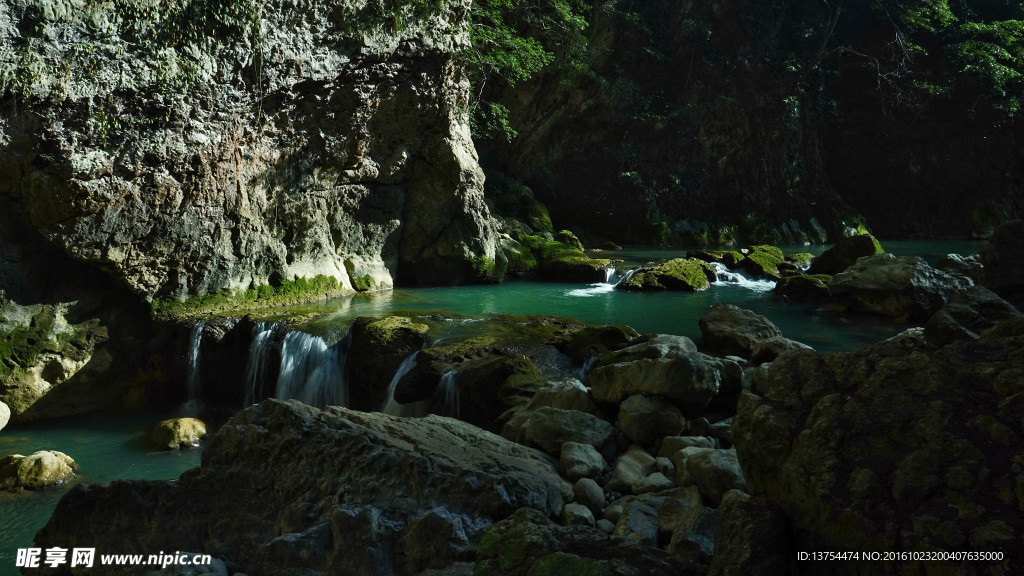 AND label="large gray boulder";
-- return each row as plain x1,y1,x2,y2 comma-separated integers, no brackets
501,406,614,455
618,394,687,447
807,234,884,275
923,285,1023,346
36,399,572,575
698,303,783,359
828,253,972,321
